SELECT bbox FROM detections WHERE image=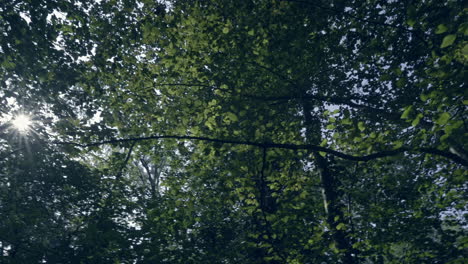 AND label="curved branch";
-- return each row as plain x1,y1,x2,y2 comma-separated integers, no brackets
55,135,467,166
